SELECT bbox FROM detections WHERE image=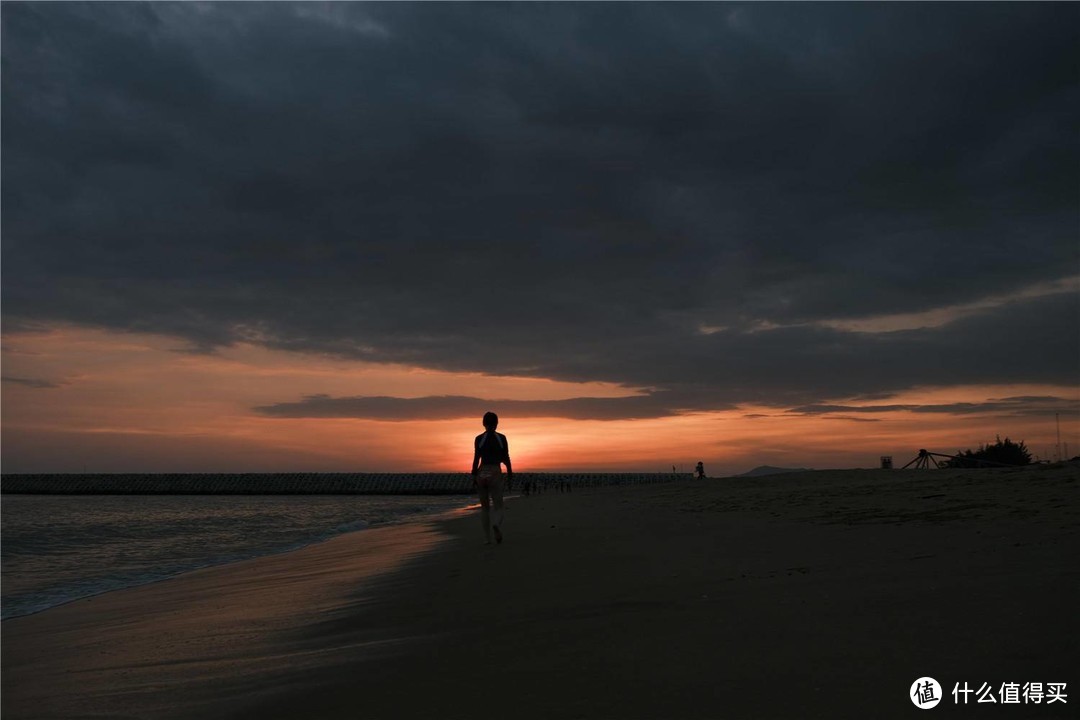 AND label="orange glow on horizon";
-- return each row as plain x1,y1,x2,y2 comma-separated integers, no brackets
2,326,1077,475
